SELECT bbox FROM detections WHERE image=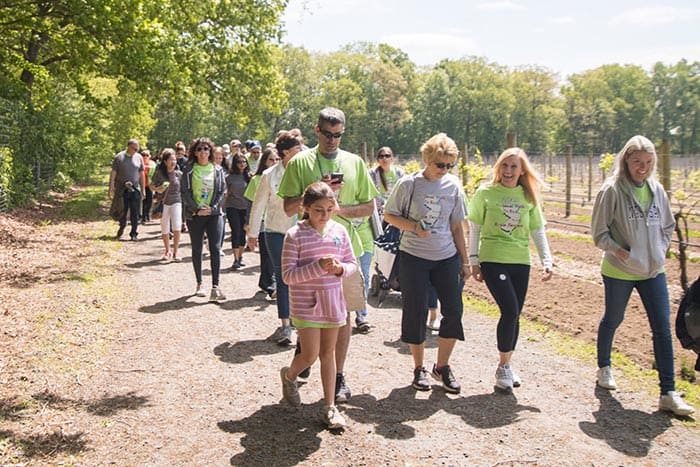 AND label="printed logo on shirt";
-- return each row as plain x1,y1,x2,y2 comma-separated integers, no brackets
422,194,442,227
626,201,661,225
500,197,524,234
